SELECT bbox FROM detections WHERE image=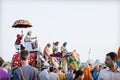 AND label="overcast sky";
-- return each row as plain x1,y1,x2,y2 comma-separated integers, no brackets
0,0,120,63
